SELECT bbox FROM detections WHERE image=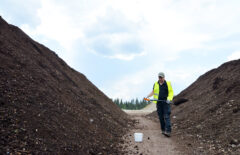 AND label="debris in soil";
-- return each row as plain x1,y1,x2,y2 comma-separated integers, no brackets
0,16,134,154
149,59,240,154
134,145,138,149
